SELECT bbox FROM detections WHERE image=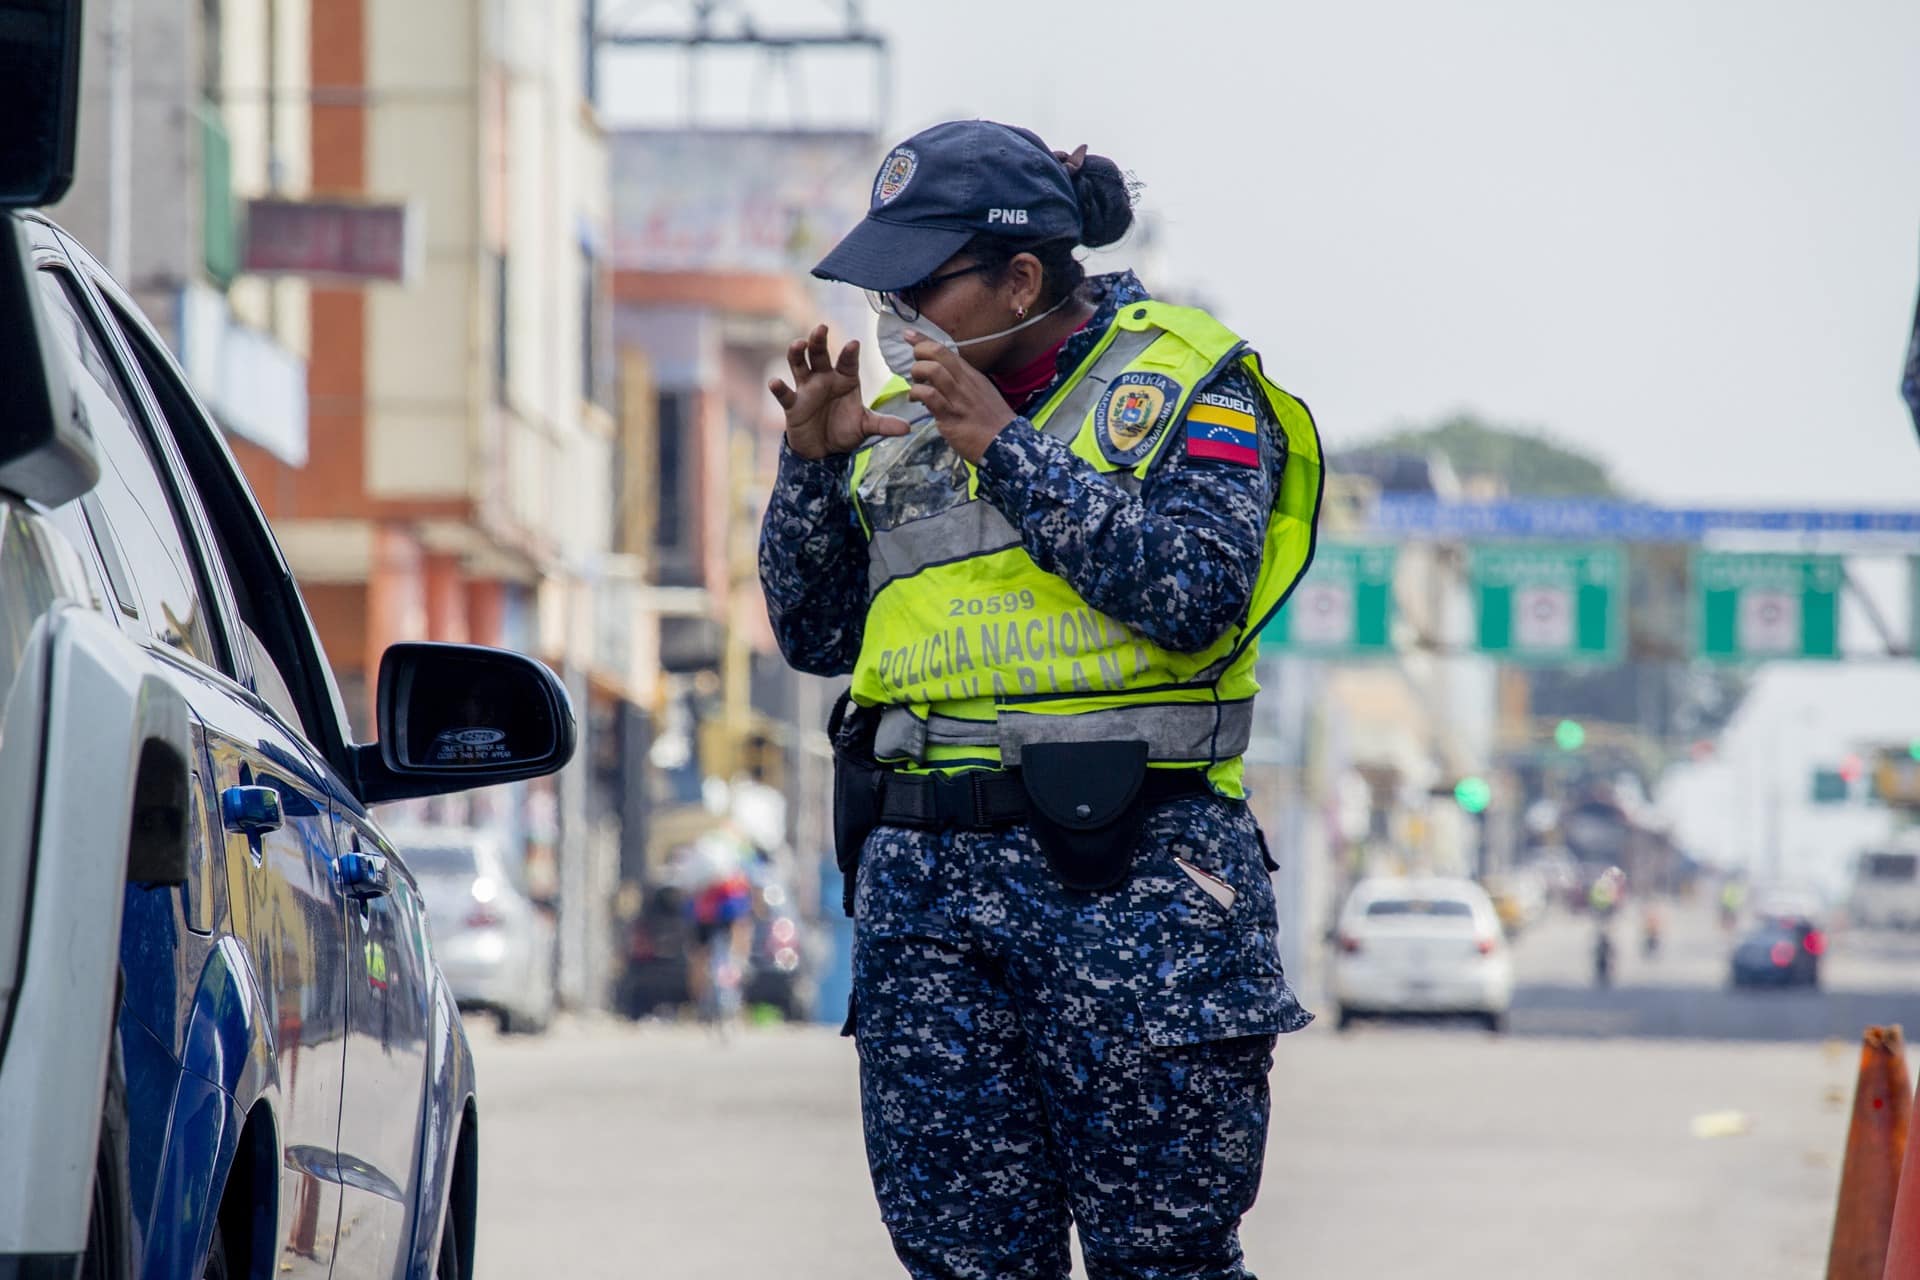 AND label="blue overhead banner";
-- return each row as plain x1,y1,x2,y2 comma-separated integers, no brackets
1369,499,1920,542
